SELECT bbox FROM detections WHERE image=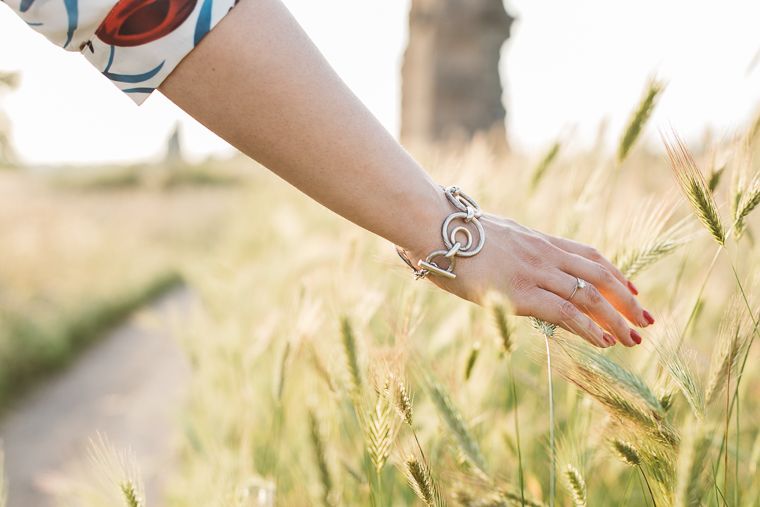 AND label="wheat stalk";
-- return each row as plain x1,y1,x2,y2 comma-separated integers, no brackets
675,419,710,507
488,293,515,355
359,377,400,474
275,341,291,402
663,130,726,246
308,408,337,507
530,141,561,191
612,440,642,467
658,387,677,413
705,295,753,406
88,433,146,507
618,79,665,165
529,318,557,338
564,464,586,507
340,316,363,400
423,372,489,477
550,337,678,493
708,164,726,193
464,341,481,381
453,484,547,507
400,452,448,507
384,371,414,426
613,197,692,281
651,326,706,421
